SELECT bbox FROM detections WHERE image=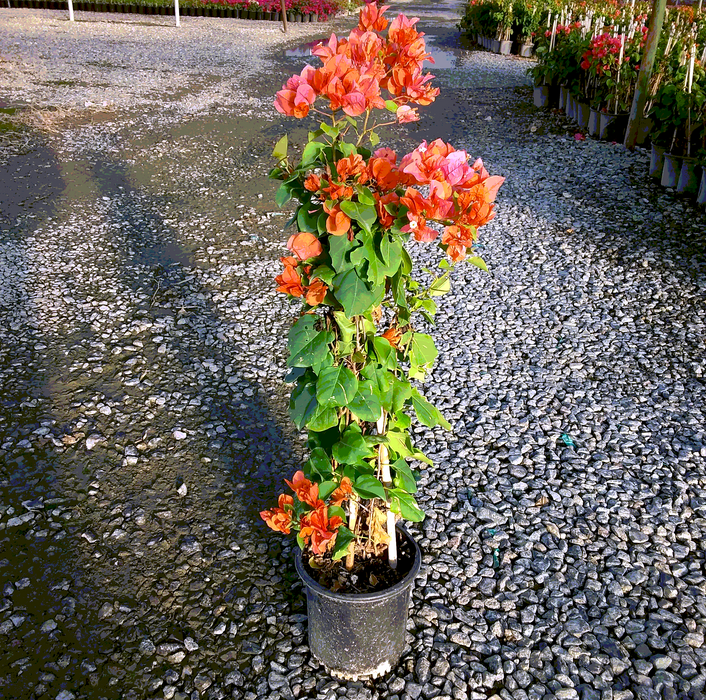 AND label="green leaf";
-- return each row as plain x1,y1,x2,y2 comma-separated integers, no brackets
272,134,288,161
328,505,346,520
429,276,450,296
284,366,307,383
408,333,437,379
391,269,409,312
333,269,378,317
287,316,334,368
318,480,337,500
290,381,317,430
439,259,451,270
410,388,451,430
357,187,376,206
354,474,387,500
310,265,335,286
467,256,488,272
332,424,375,465
333,311,356,357
305,447,333,480
316,365,359,407
418,298,437,323
297,203,321,233
331,526,355,561
275,183,292,208
361,364,394,410
301,141,325,166
339,200,377,233
379,233,403,278
329,234,357,273
390,376,412,413
400,247,413,275
320,122,340,138
369,131,380,147
391,458,417,494
349,382,383,422
389,489,424,521
308,405,339,432
372,336,397,371
384,99,399,112
385,429,412,459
